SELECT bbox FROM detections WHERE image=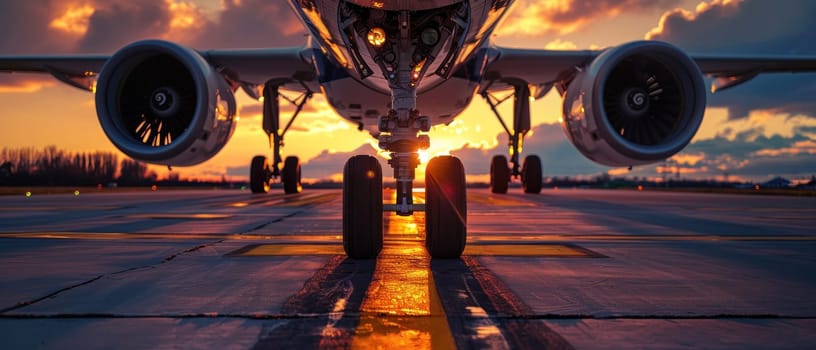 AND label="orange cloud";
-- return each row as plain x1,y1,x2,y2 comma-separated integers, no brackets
655,165,701,175
753,140,816,157
499,0,682,37
167,0,203,30
607,167,631,176
49,4,95,36
544,38,578,50
0,78,56,94
670,153,705,166
646,0,741,39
